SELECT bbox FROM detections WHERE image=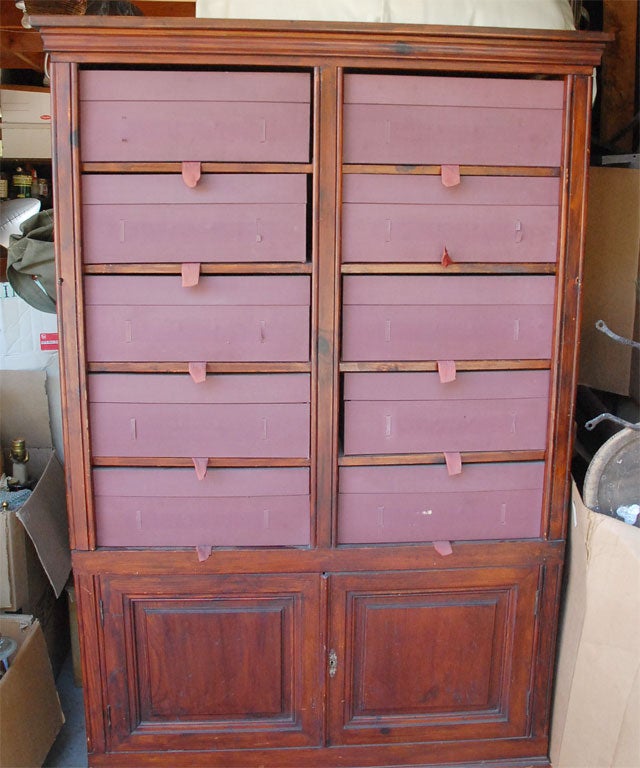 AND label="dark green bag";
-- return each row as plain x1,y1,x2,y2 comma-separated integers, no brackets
7,209,56,314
